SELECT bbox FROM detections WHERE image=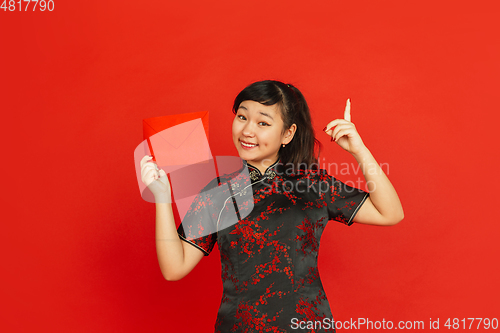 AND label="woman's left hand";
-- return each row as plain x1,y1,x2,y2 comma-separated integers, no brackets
324,99,367,156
